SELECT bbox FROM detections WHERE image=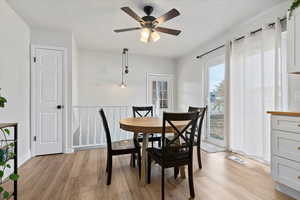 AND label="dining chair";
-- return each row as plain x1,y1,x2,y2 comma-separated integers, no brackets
172,106,208,179
188,106,207,169
132,106,161,147
99,109,141,185
147,112,199,200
